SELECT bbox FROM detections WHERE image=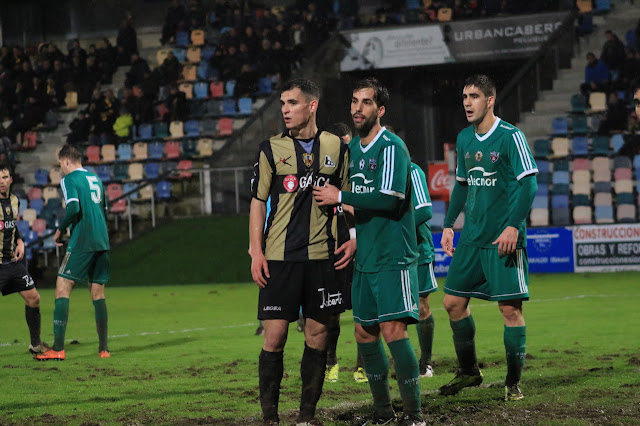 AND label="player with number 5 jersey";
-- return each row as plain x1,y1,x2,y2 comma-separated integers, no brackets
35,144,111,361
